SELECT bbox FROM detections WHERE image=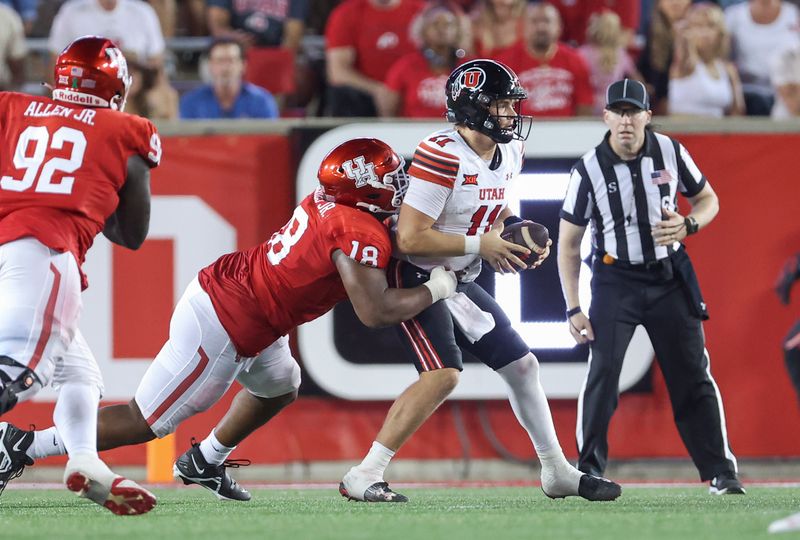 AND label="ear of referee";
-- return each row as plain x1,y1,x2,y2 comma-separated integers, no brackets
556,79,745,495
